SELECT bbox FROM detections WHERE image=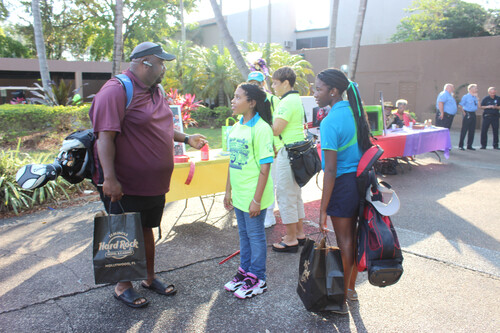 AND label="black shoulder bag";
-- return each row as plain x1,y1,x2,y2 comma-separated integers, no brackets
282,106,322,187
